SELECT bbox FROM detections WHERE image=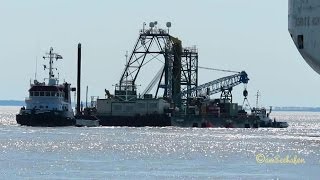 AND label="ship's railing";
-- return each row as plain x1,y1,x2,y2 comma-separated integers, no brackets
183,46,198,53
140,28,169,36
